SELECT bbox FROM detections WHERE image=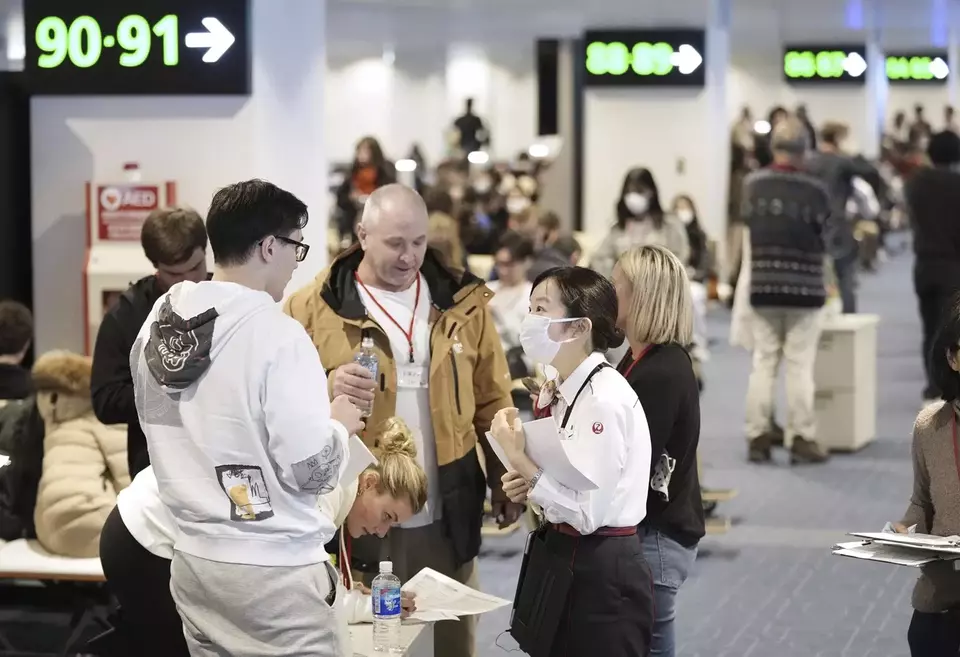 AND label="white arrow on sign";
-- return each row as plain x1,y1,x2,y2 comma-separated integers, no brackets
931,56,950,80
185,17,236,63
844,52,867,77
670,44,703,75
